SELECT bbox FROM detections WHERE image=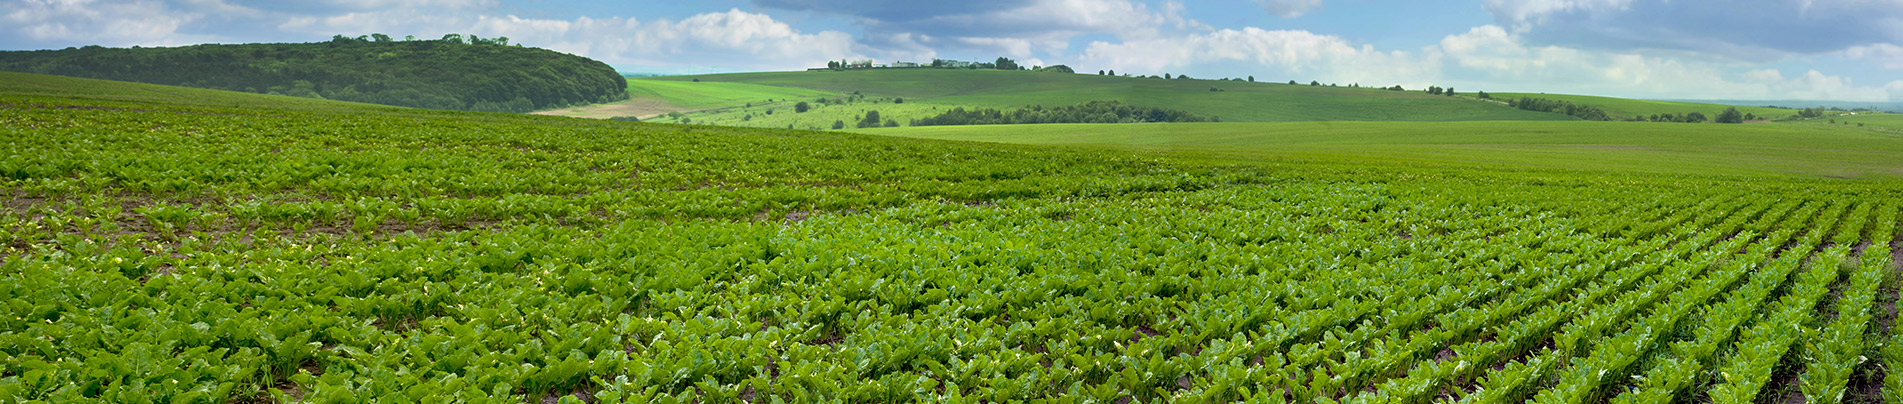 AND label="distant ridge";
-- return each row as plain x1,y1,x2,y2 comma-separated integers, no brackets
0,36,628,112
